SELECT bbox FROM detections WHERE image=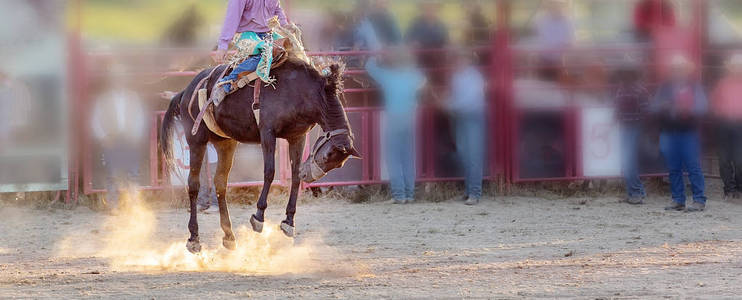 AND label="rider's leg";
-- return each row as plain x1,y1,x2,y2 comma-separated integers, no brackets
210,56,261,106
215,32,270,93
217,56,262,93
